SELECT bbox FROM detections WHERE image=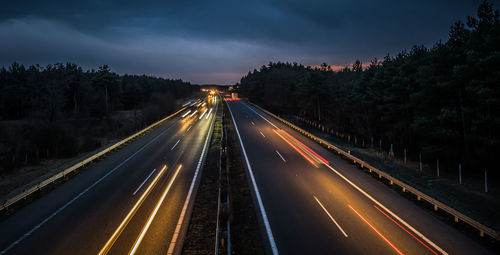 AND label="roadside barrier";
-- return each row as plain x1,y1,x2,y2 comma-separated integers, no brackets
0,107,186,212
250,102,499,241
